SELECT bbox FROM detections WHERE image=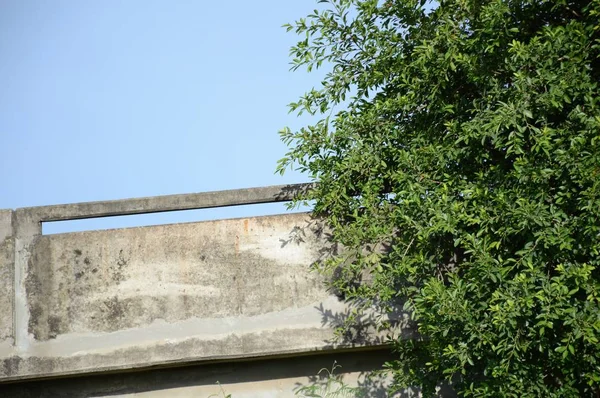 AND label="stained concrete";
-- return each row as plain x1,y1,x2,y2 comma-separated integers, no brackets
1,210,404,382
26,215,331,338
